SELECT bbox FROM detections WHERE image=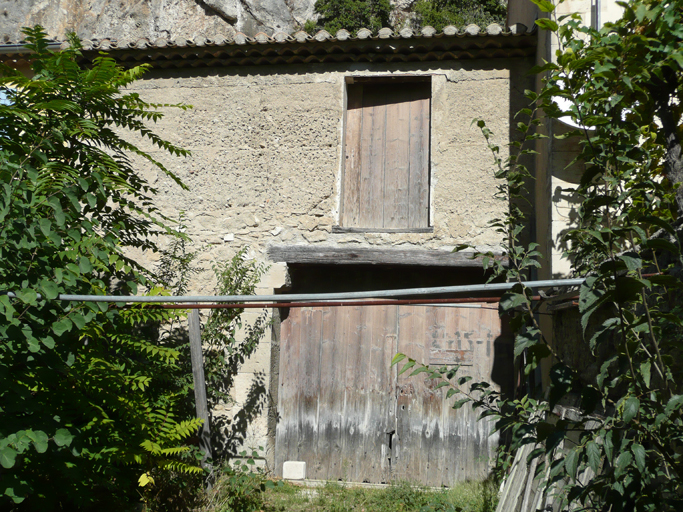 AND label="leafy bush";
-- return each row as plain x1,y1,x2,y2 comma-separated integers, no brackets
396,0,683,509
202,448,278,512
306,0,391,35
156,242,270,464
0,27,203,510
413,0,506,31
